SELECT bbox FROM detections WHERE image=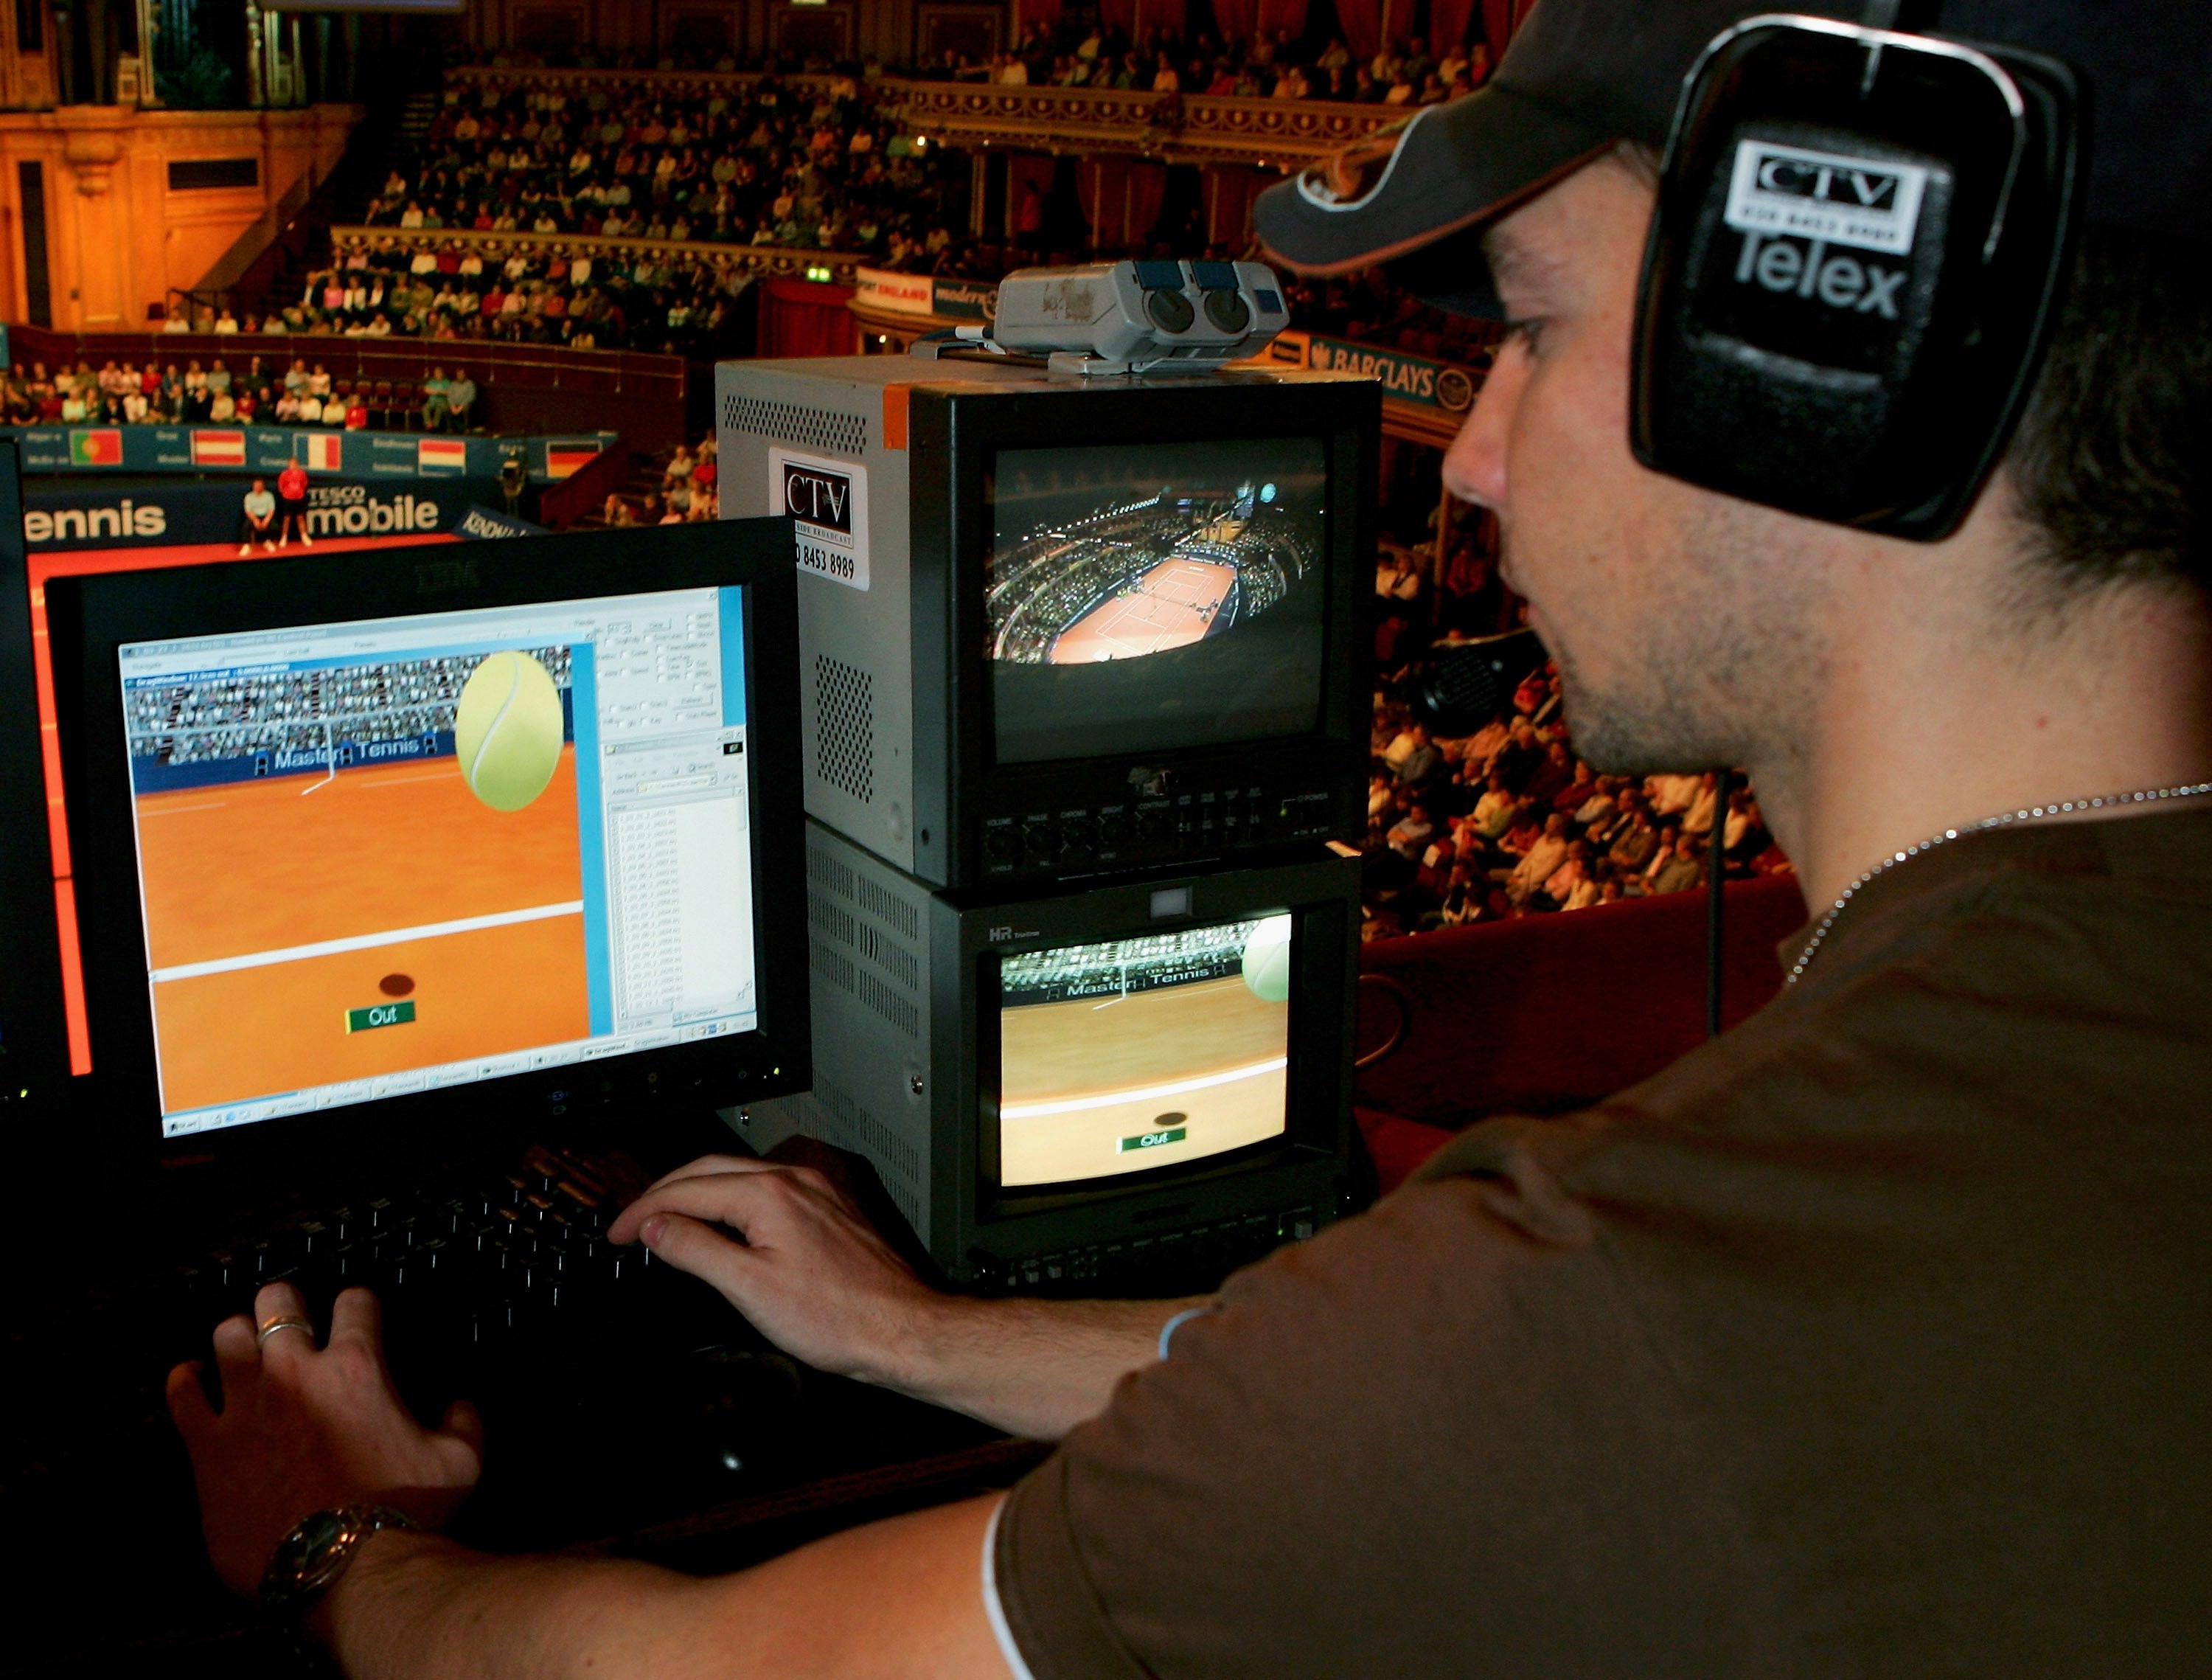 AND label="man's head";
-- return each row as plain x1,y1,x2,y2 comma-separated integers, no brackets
1259,0,2211,785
